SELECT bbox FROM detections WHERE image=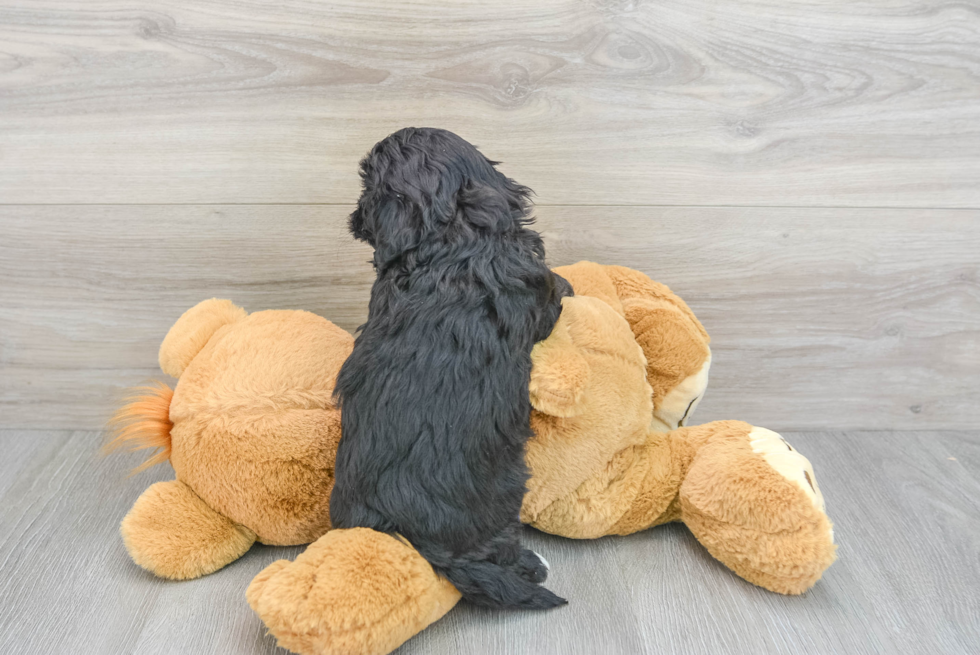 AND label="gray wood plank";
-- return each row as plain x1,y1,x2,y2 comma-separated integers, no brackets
0,430,164,654
1,0,978,206
1,430,977,655
2,205,978,431
0,430,301,655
